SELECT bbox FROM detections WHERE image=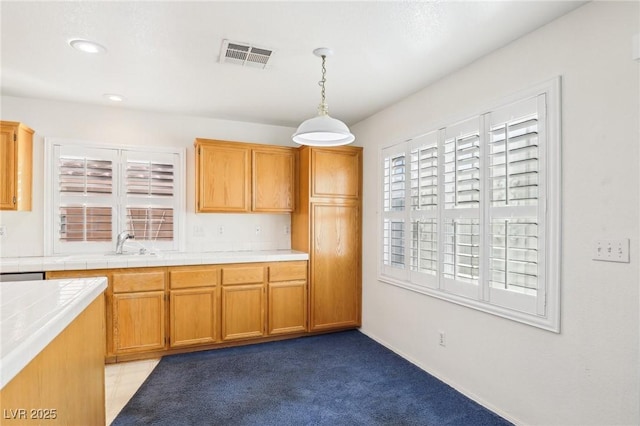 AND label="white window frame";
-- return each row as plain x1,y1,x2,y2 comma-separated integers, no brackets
45,138,186,255
378,77,561,332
